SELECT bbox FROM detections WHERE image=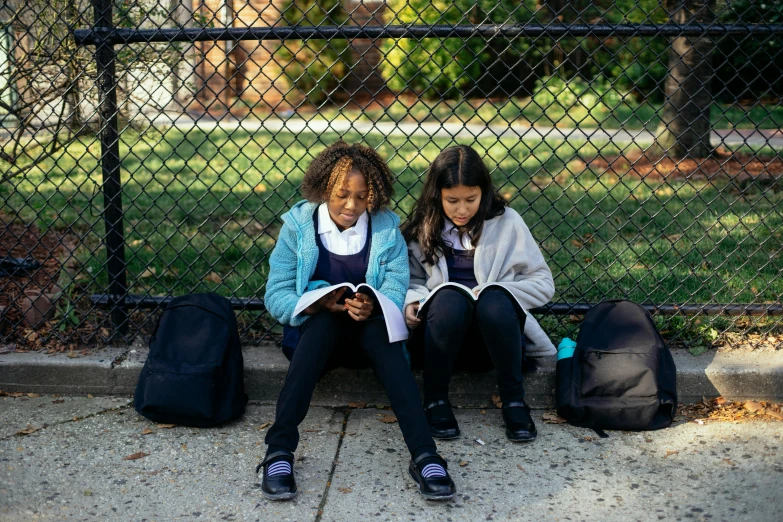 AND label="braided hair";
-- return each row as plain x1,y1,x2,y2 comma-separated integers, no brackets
301,141,395,211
